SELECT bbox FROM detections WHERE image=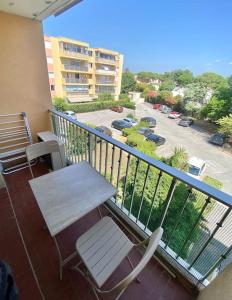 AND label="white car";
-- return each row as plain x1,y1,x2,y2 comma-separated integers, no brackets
64,110,77,120
123,117,138,126
187,157,206,179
